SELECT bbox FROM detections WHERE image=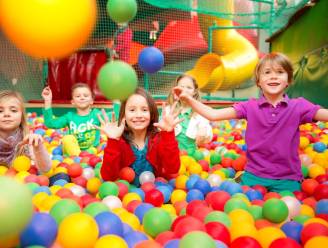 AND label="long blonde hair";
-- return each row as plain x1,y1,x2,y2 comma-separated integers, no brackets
0,91,28,156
